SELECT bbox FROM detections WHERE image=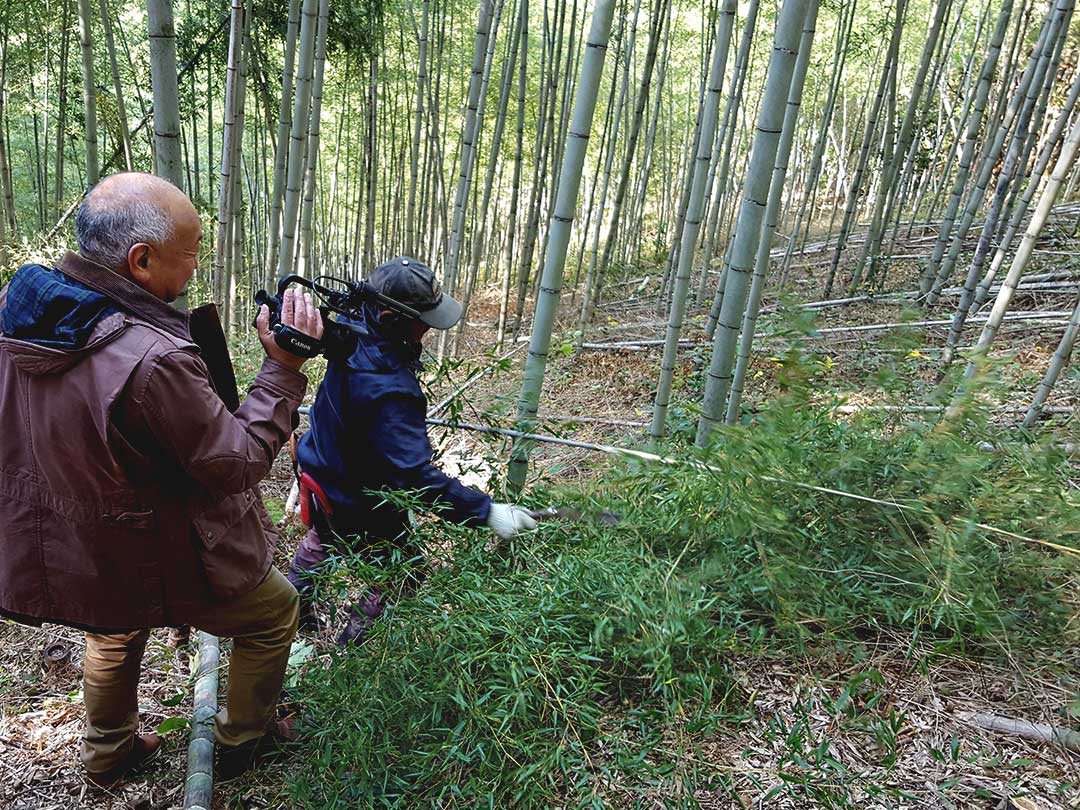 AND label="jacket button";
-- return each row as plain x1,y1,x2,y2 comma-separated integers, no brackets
206,531,214,539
